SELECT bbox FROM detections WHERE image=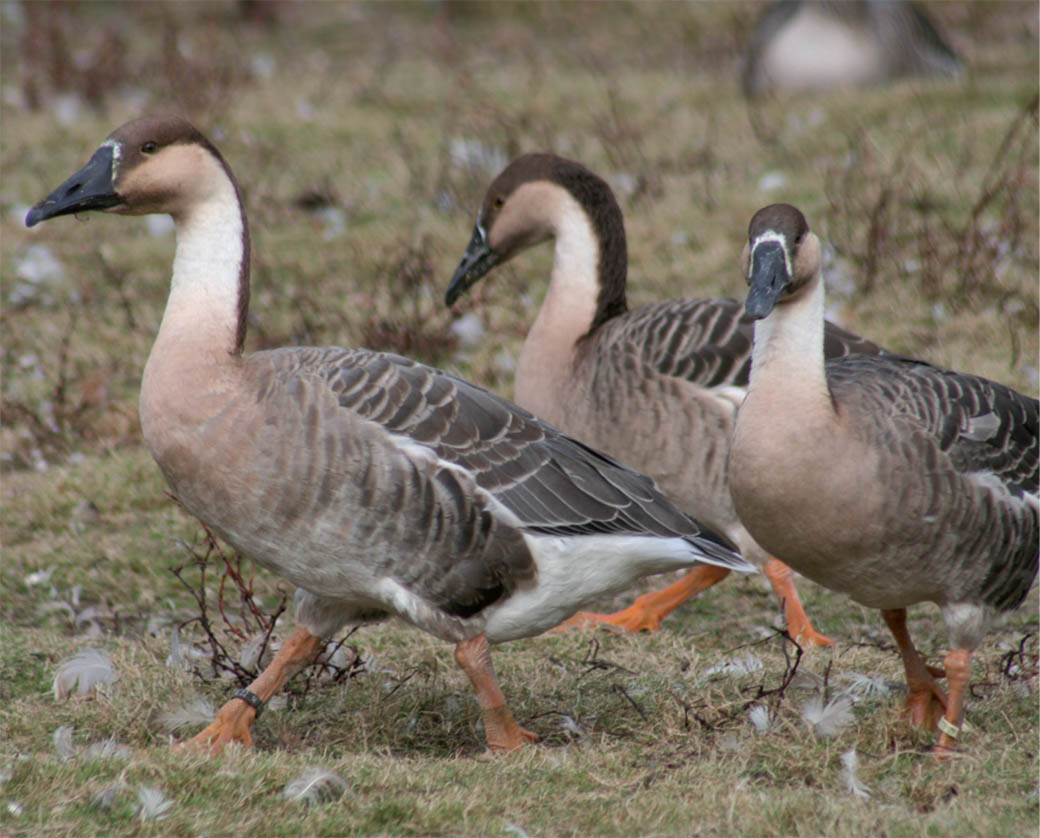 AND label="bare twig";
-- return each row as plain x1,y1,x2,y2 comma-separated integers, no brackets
668,689,719,732
730,629,805,712
999,632,1038,681
612,683,648,722
579,637,638,678
380,667,428,704
167,525,366,695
